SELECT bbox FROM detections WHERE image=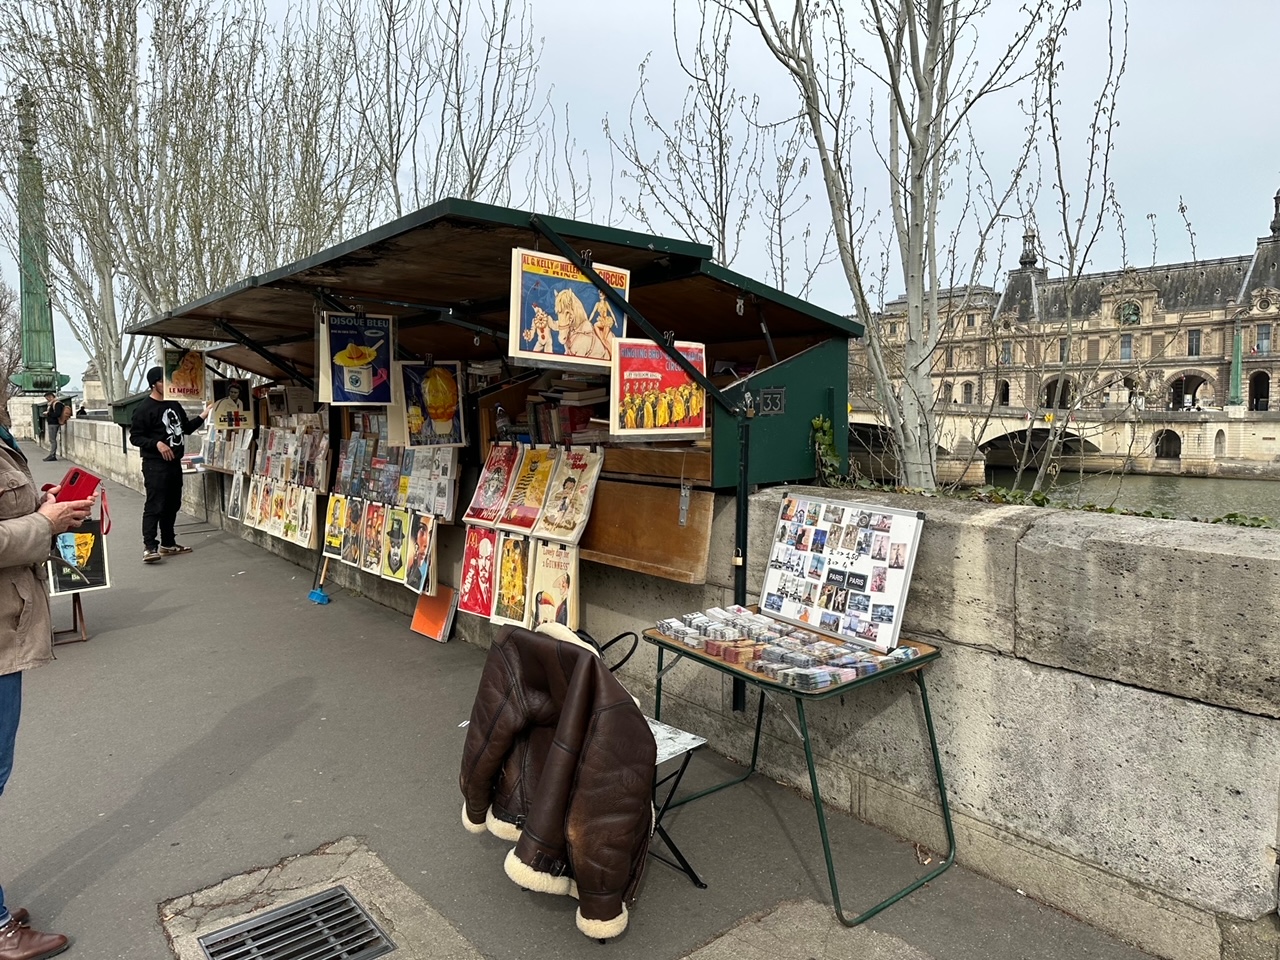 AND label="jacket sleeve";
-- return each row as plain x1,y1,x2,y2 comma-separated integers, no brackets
129,406,158,454
0,513,54,568
180,409,205,435
459,636,528,830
